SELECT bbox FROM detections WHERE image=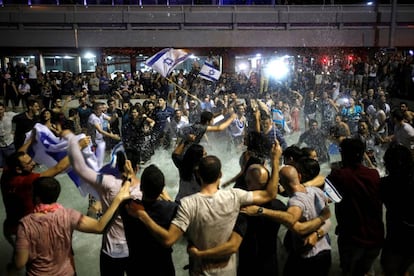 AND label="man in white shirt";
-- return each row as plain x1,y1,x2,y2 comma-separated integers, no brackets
165,109,189,145
0,103,17,169
87,102,120,168
127,141,282,276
